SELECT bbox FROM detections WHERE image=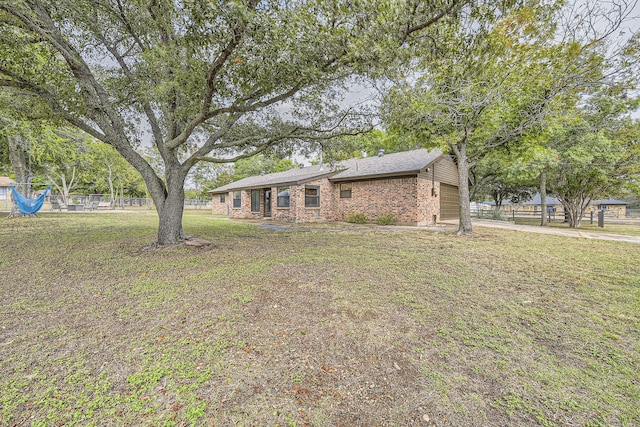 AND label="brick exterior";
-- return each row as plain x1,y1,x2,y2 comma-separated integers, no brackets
213,175,445,225
211,193,228,215
417,177,440,225
330,176,441,225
